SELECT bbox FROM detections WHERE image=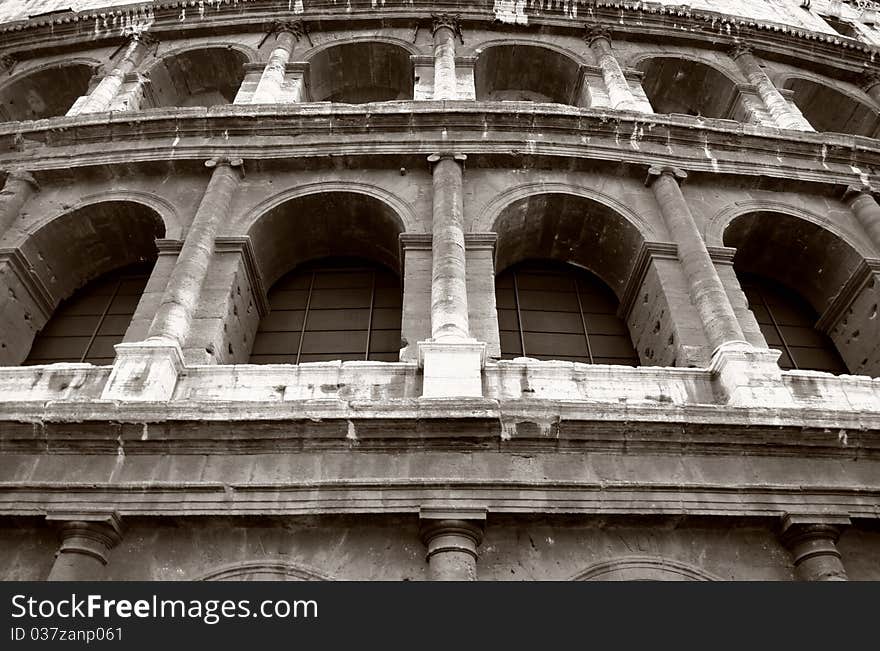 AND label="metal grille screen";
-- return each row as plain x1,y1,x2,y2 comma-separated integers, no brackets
496,260,639,365
250,258,403,364
739,272,848,374
23,262,152,366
